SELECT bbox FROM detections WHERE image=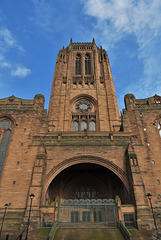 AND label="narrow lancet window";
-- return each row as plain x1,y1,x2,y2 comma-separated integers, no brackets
73,121,78,131
76,54,81,75
81,121,87,131
90,121,96,131
85,54,91,75
0,119,13,176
